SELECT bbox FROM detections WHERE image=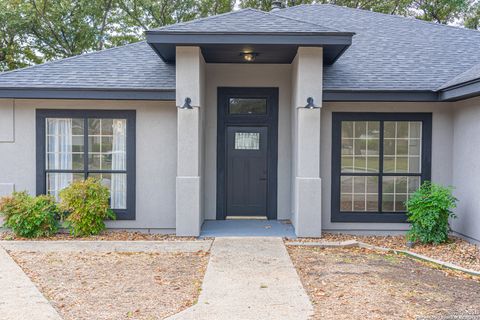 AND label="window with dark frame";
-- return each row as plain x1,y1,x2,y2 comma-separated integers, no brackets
36,110,136,220
331,113,432,223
